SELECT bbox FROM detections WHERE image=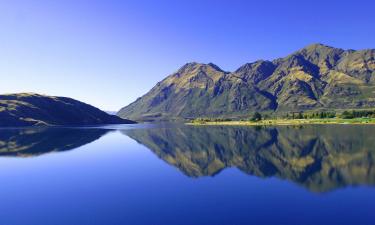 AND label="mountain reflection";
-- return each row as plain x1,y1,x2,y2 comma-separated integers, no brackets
124,125,375,192
0,128,109,157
